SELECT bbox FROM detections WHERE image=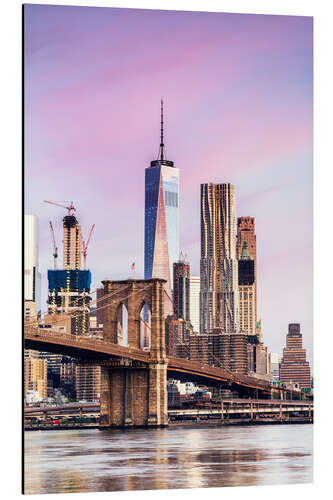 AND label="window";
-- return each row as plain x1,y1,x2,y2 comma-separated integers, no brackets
165,191,178,207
